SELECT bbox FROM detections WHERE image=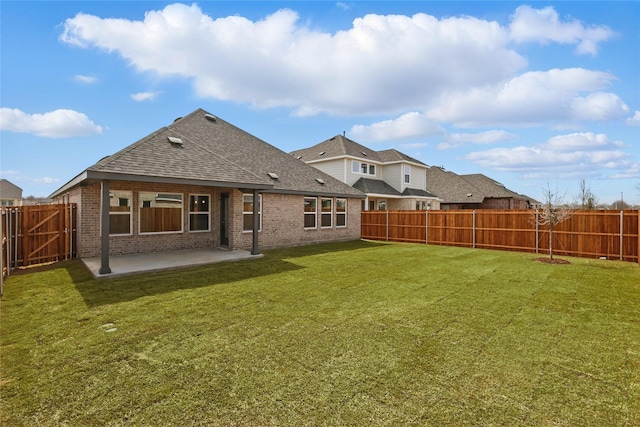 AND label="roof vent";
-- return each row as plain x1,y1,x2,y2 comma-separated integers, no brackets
167,136,183,146
204,114,217,122
315,178,325,185
268,172,279,180
296,156,302,160
467,193,473,197
361,151,368,156
319,151,325,156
